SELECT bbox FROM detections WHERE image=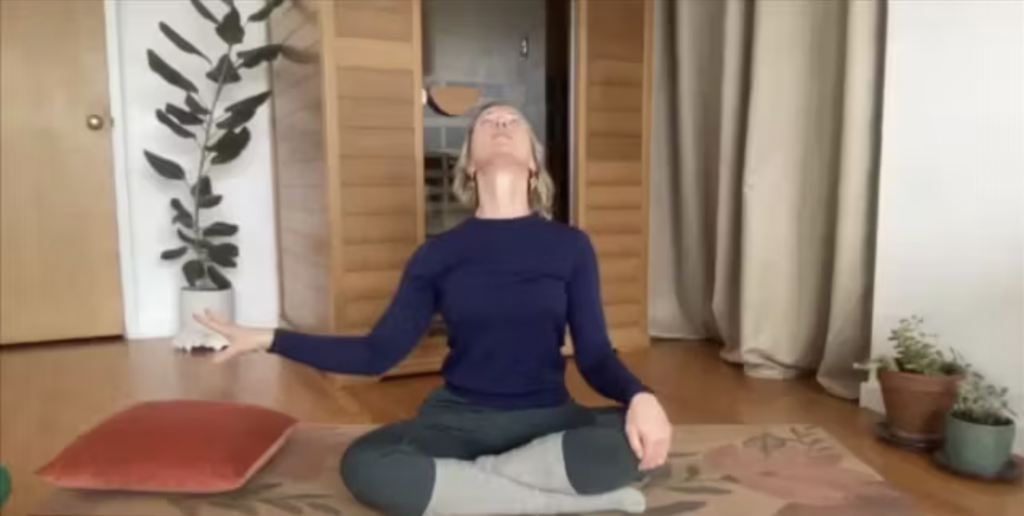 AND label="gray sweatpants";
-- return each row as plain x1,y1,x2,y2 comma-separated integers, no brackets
341,387,642,516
